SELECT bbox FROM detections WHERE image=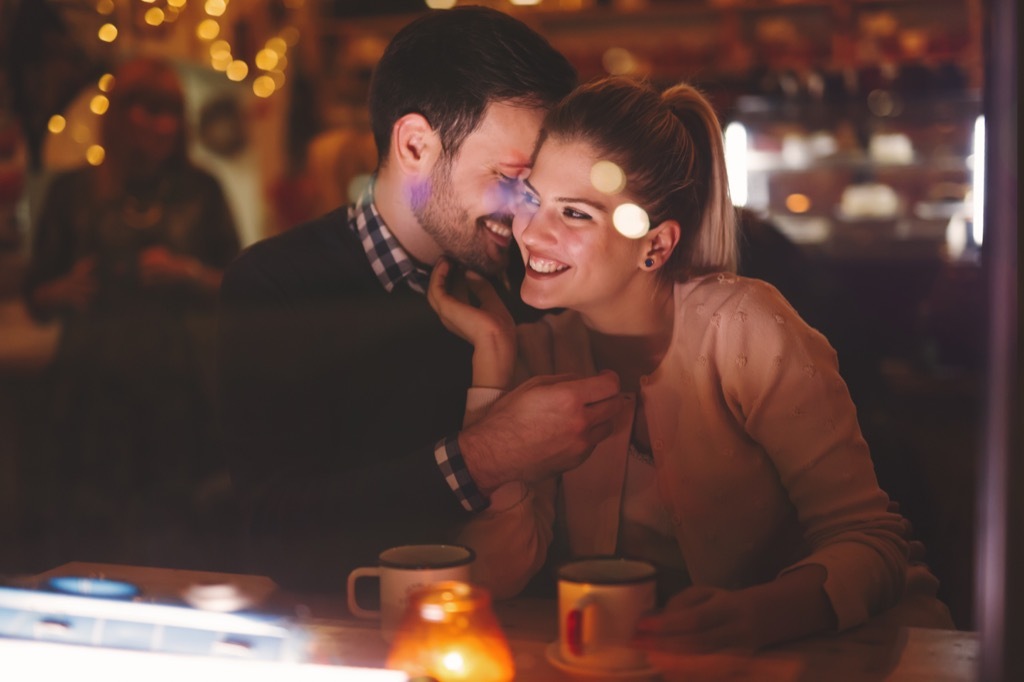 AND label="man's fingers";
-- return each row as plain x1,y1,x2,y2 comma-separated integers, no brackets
566,369,621,404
